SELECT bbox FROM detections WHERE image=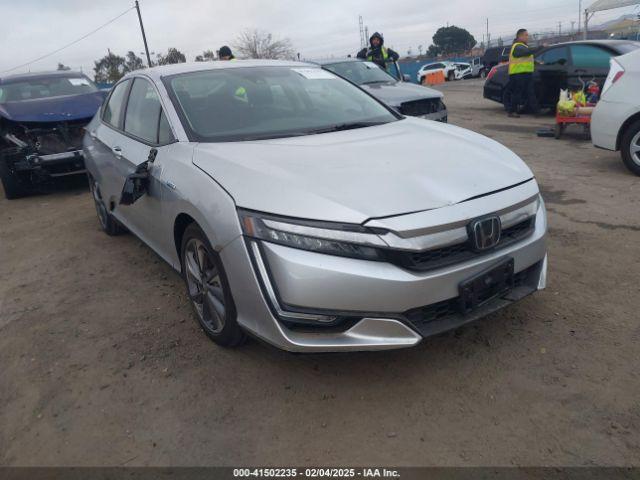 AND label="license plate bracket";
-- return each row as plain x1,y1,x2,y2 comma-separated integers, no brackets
459,258,514,314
